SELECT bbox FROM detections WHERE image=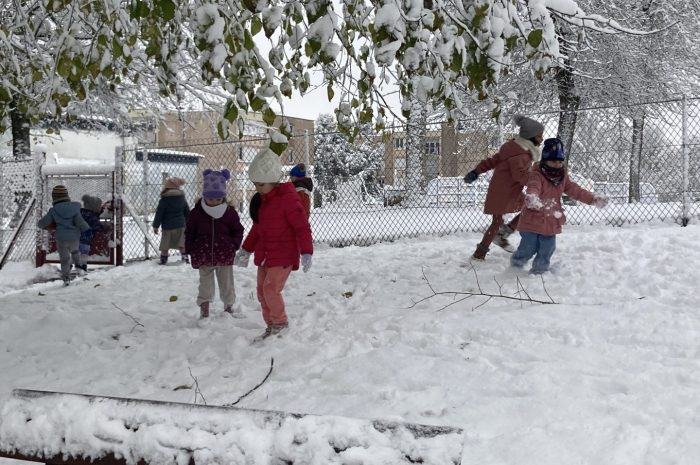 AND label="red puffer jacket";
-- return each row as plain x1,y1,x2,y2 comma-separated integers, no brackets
185,201,244,269
242,182,313,270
